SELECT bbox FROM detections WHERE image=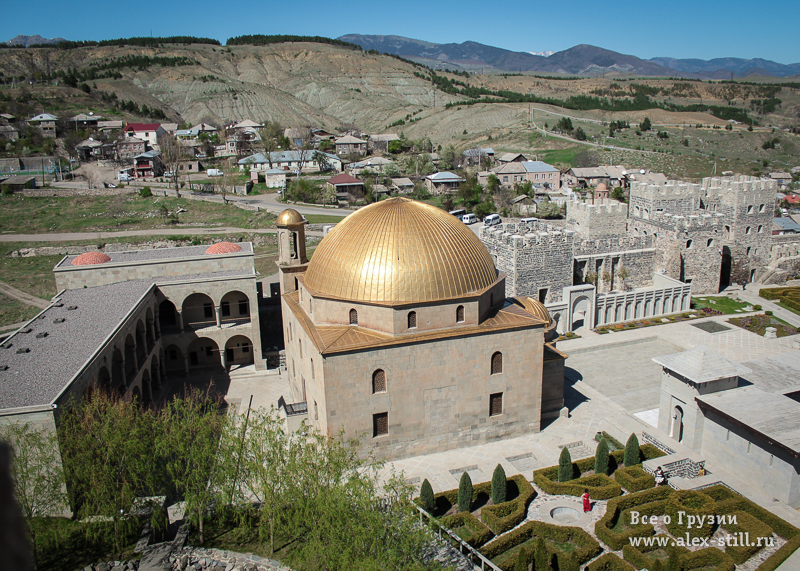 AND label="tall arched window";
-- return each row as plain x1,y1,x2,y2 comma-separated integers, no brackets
456,305,465,323
372,369,386,393
349,308,358,325
491,352,503,375
311,359,315,380
407,311,417,329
